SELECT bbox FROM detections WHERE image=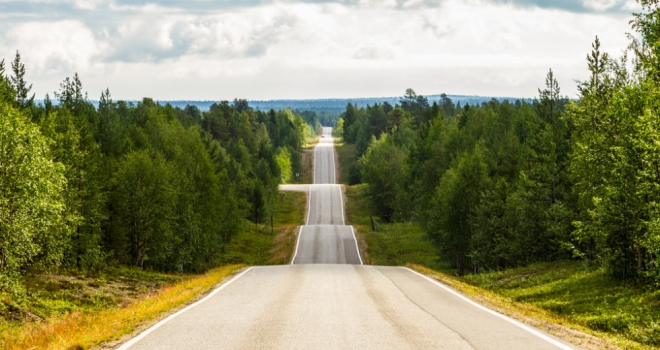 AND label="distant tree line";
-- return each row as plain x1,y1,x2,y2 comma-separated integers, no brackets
0,55,315,292
342,1,660,284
